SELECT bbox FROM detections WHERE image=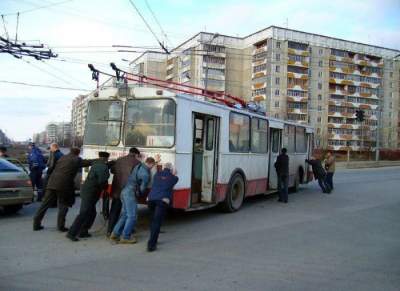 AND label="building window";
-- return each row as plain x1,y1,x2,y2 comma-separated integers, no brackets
275,101,279,108
390,82,393,88
276,53,280,61
229,112,250,152
318,71,323,78
318,105,322,111
318,60,323,67
318,83,322,90
389,72,393,78
317,117,321,123
317,128,321,134
275,89,280,96
276,42,281,49
275,113,279,118
275,77,280,85
390,102,392,109
275,65,280,73
319,48,323,55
